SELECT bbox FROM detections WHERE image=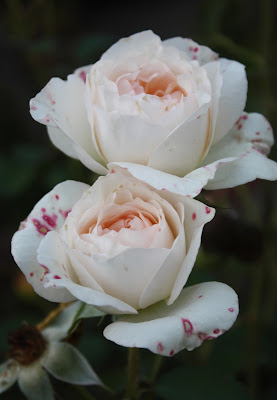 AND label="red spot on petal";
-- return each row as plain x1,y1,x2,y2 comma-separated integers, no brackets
252,139,262,143
198,295,203,298
228,308,234,312
59,209,71,219
198,332,207,341
194,47,199,52
111,169,116,173
256,131,260,135
161,188,167,191
41,208,46,212
238,124,242,130
55,195,59,200
213,329,220,334
242,115,248,120
54,275,61,279
189,46,194,51
30,272,34,277
192,213,196,220
205,206,211,214
32,219,50,236
42,214,57,228
182,318,193,334
31,105,37,111
157,342,164,353
79,71,87,83
170,350,174,356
